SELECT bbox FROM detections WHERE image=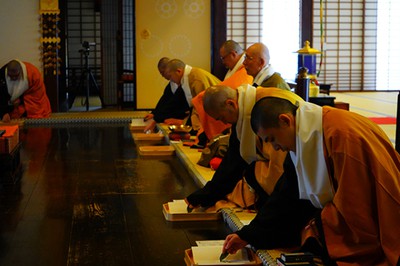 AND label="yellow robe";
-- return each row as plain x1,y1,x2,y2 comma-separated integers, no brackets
187,67,221,131
321,106,400,265
253,89,400,263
